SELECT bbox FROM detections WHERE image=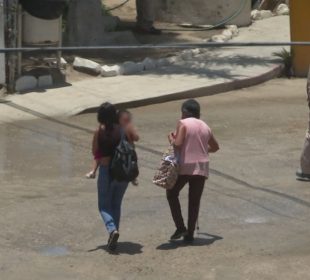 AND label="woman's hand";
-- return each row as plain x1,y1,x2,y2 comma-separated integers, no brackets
126,123,140,143
208,134,220,153
168,132,176,144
